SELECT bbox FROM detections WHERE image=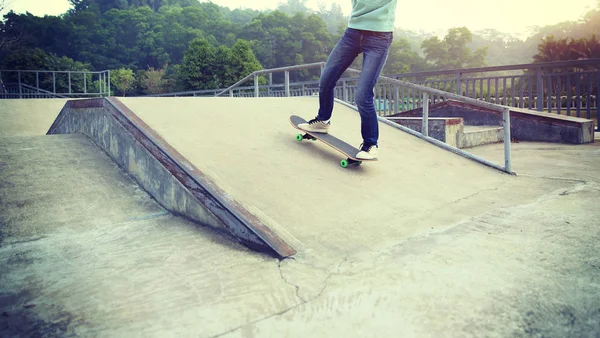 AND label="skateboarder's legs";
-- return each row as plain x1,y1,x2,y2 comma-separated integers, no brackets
299,28,393,159
316,28,362,122
355,31,393,147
